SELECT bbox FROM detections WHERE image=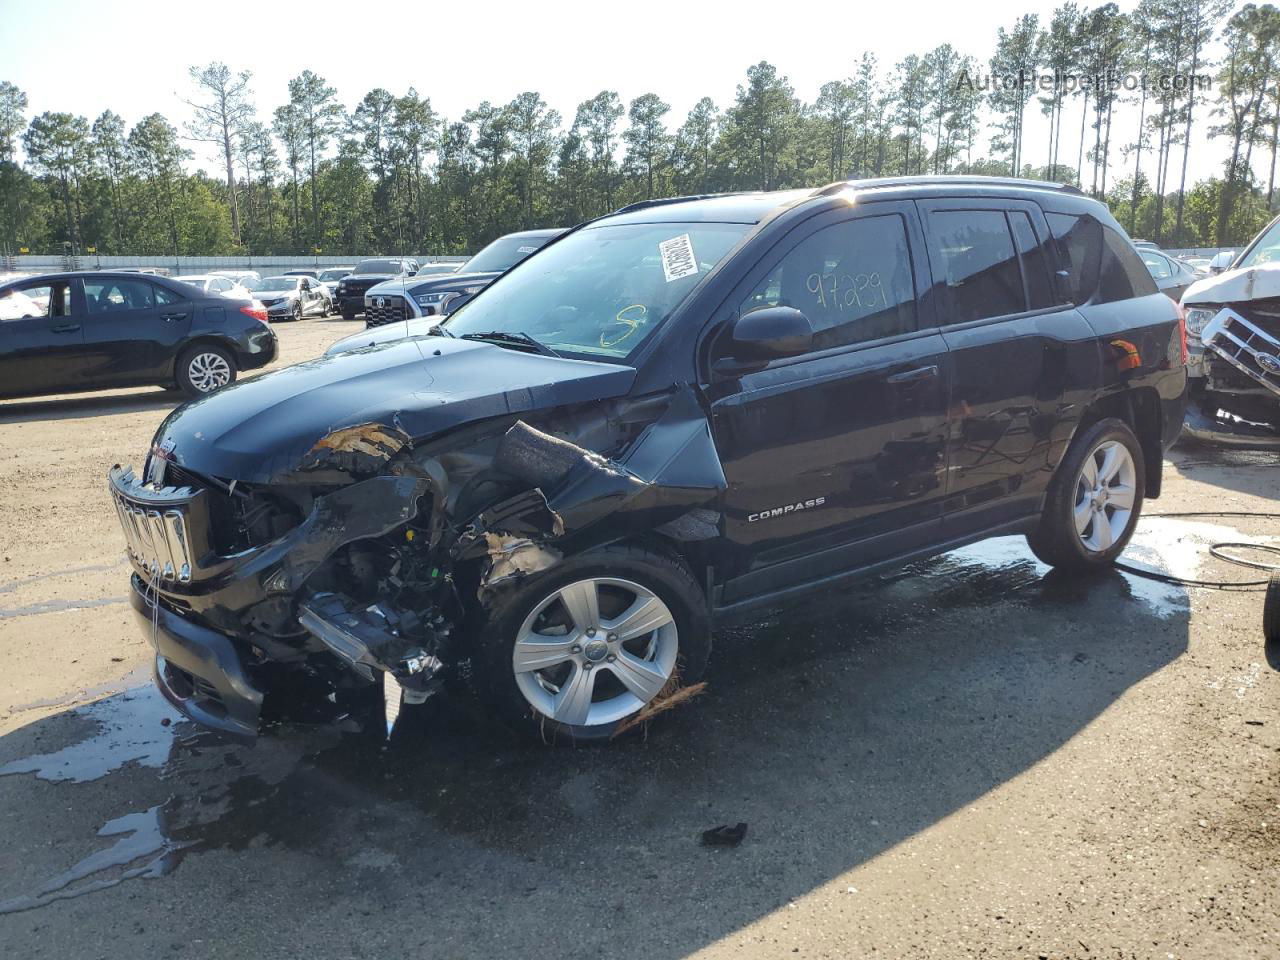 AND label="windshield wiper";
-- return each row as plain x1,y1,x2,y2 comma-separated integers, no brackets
459,330,560,358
